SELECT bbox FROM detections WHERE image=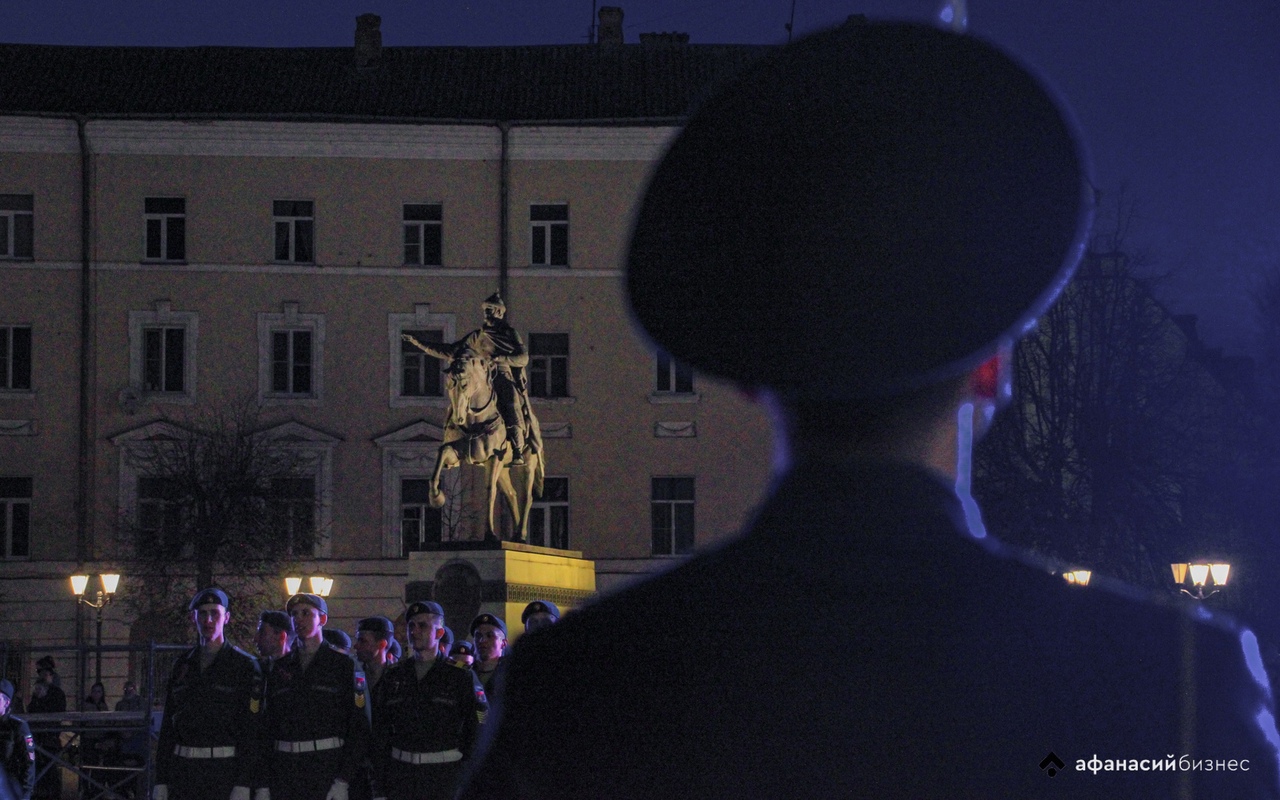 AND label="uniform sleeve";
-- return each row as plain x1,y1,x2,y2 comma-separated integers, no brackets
368,670,390,793
339,658,372,786
18,719,35,800
154,657,187,785
460,669,489,759
233,655,265,789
